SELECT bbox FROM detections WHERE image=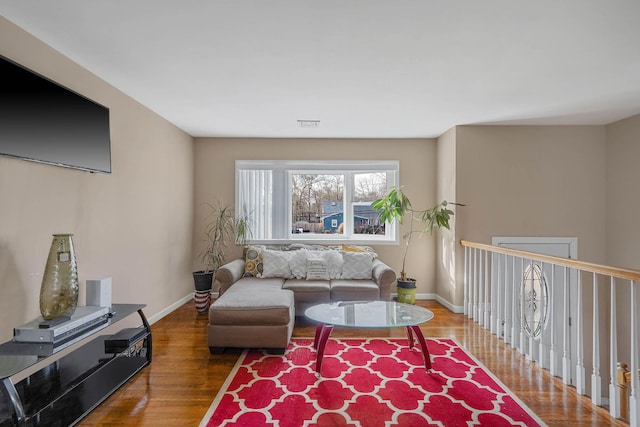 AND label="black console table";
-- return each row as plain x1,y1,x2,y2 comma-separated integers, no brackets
0,304,152,426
